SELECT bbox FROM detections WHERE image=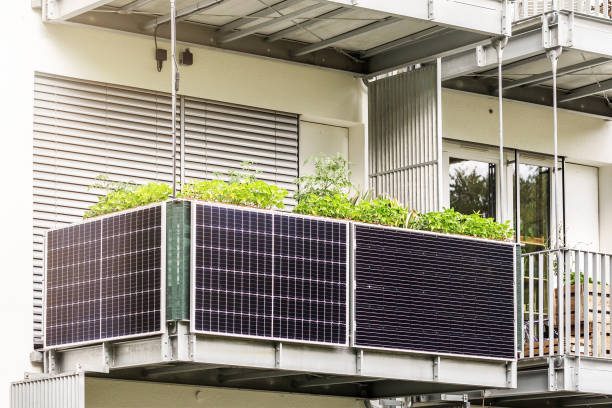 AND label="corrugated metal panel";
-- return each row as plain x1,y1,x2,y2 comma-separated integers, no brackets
182,96,299,205
11,373,85,408
32,73,299,346
368,66,441,213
